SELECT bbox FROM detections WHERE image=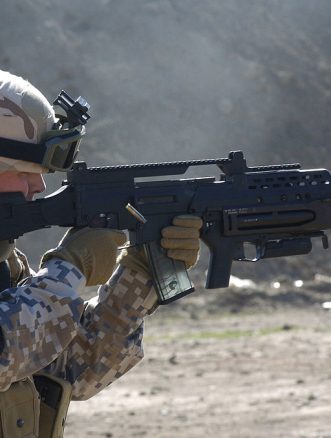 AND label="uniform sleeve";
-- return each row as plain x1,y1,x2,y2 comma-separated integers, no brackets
0,259,85,391
43,264,158,400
